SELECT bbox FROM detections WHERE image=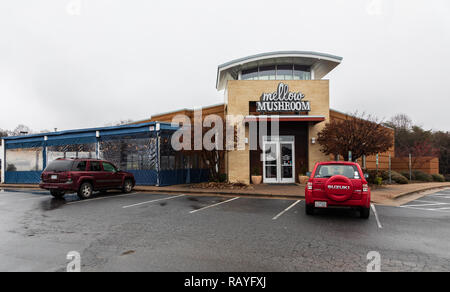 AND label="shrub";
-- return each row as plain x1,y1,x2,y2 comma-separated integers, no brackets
412,170,433,182
251,167,261,176
431,173,445,182
400,171,413,180
366,170,379,184
391,171,409,184
366,170,408,184
374,177,383,185
445,174,450,182
218,173,228,183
